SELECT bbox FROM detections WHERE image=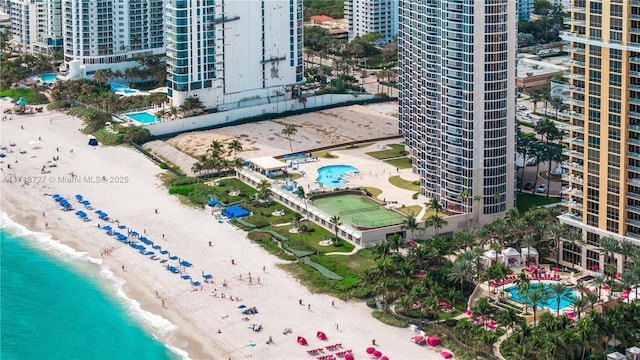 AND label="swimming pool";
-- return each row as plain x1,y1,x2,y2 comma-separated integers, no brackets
316,165,358,186
127,112,161,124
505,283,576,311
39,73,58,83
